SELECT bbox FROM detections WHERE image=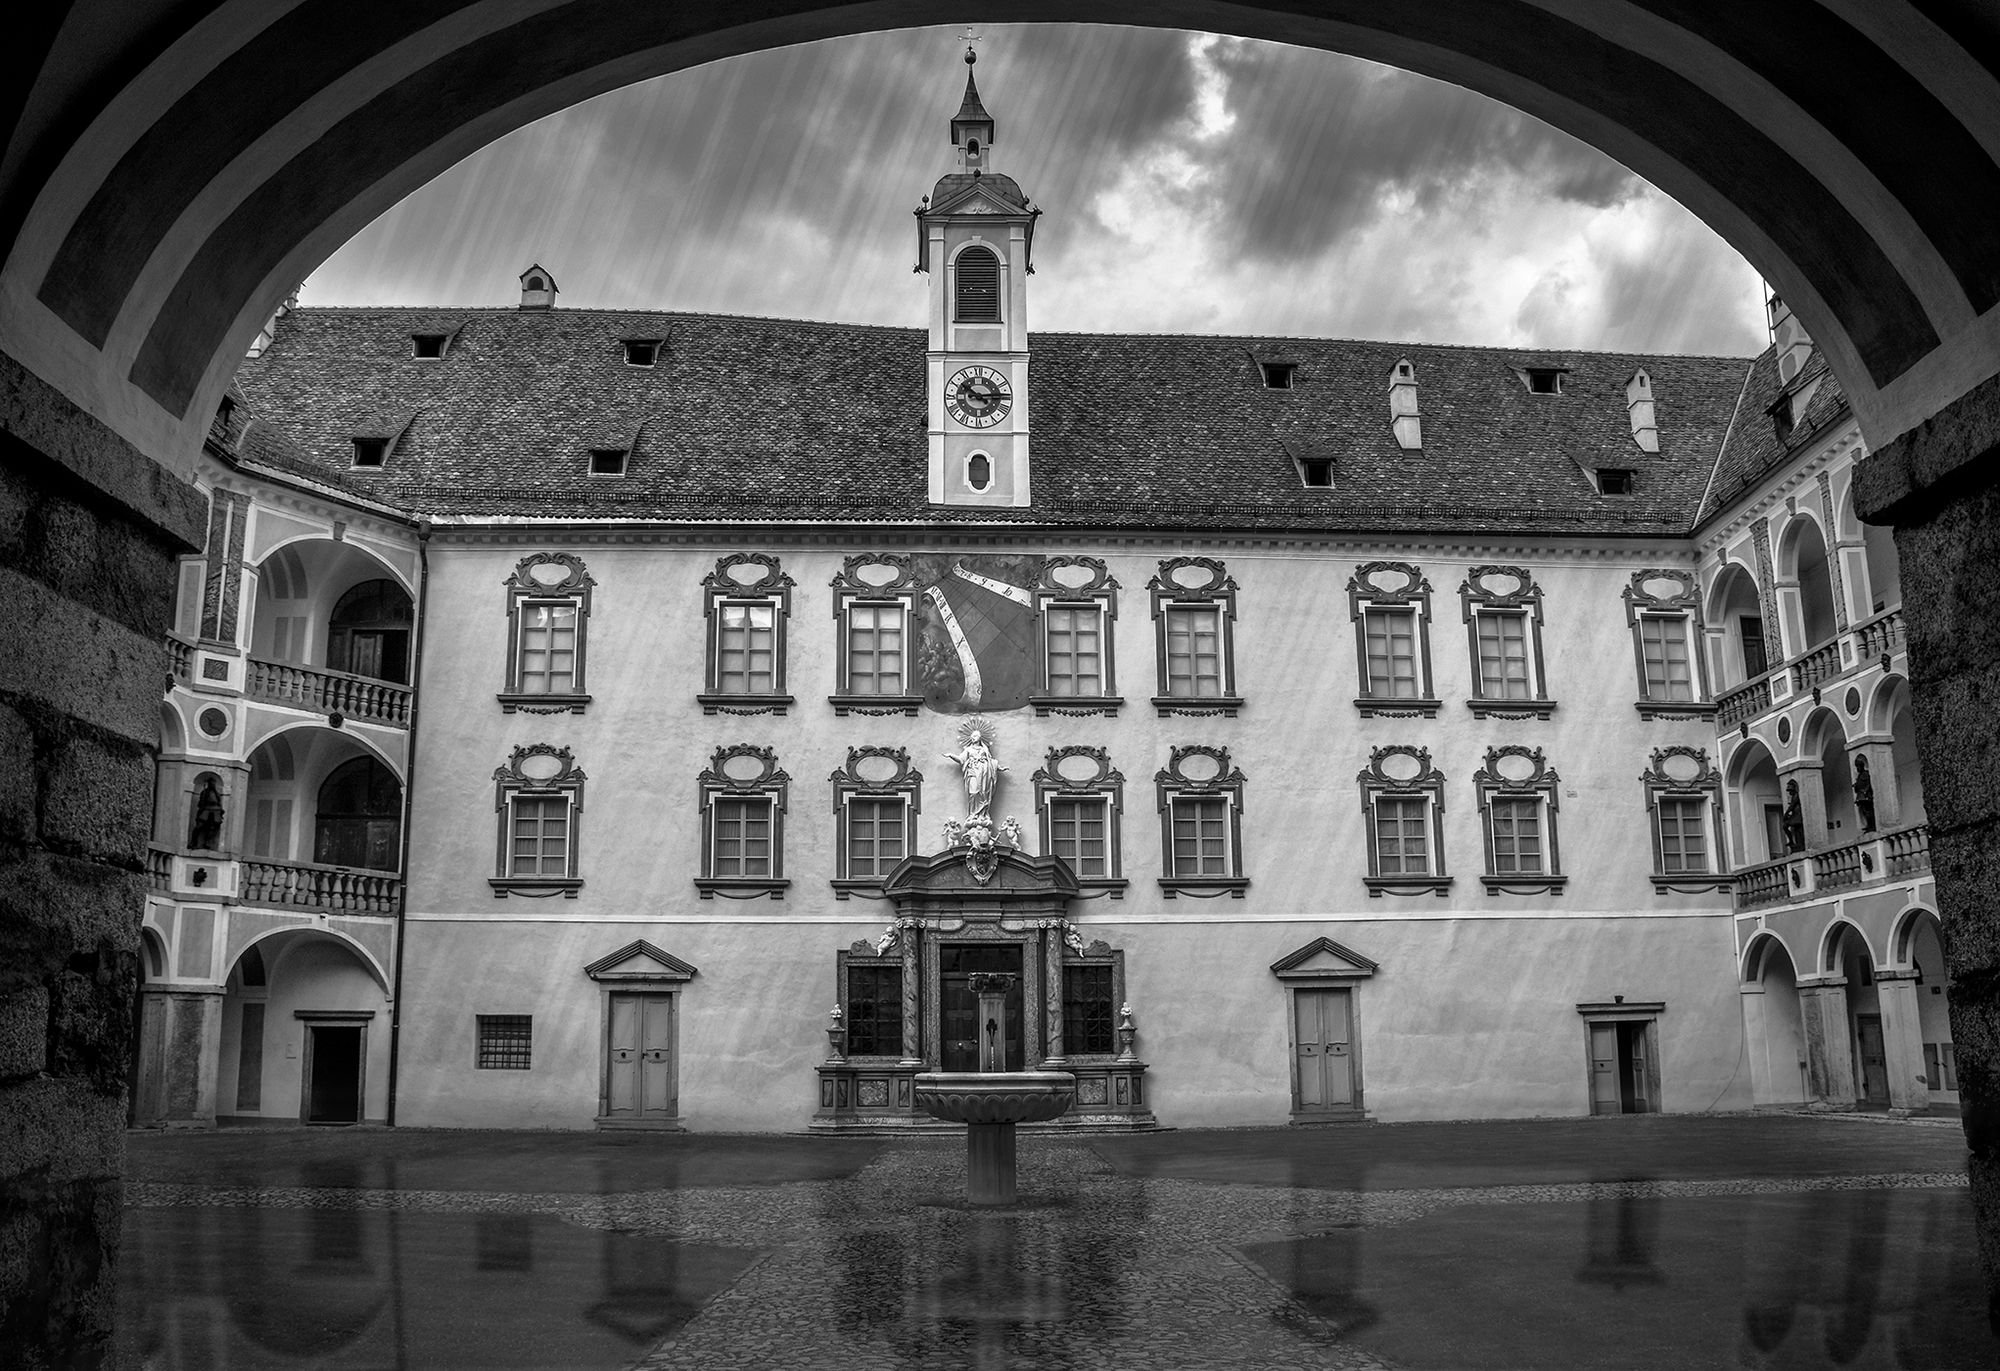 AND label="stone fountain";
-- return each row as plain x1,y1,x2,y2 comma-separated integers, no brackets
914,969,1074,1204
